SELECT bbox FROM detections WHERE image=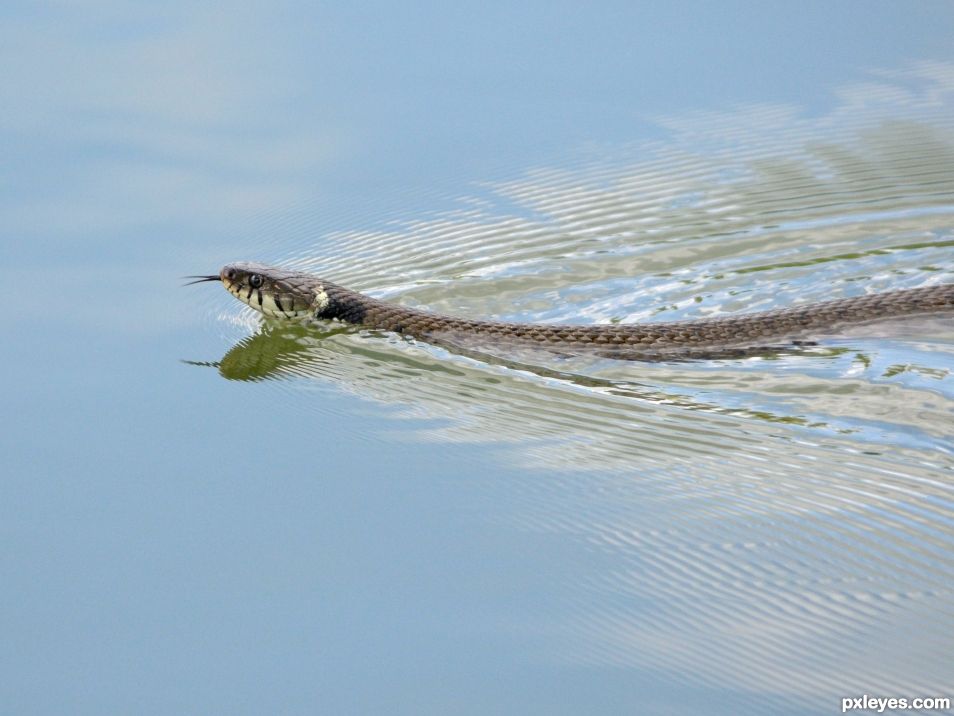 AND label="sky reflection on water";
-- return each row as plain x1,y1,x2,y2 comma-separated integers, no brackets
2,3,954,715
